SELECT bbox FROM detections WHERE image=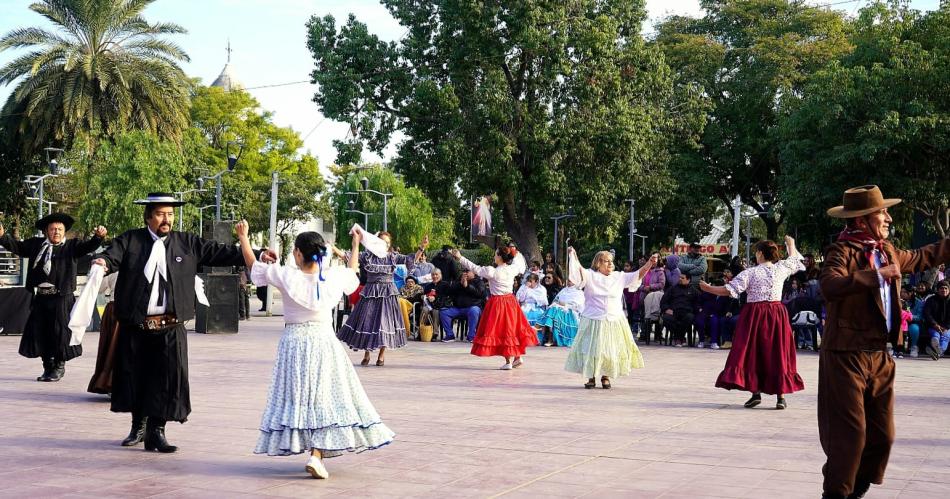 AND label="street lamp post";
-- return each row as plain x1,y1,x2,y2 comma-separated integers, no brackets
624,199,636,263
632,233,648,258
203,141,243,222
175,179,207,231
23,147,65,231
346,199,370,231
551,210,576,266
26,198,57,216
358,177,392,232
